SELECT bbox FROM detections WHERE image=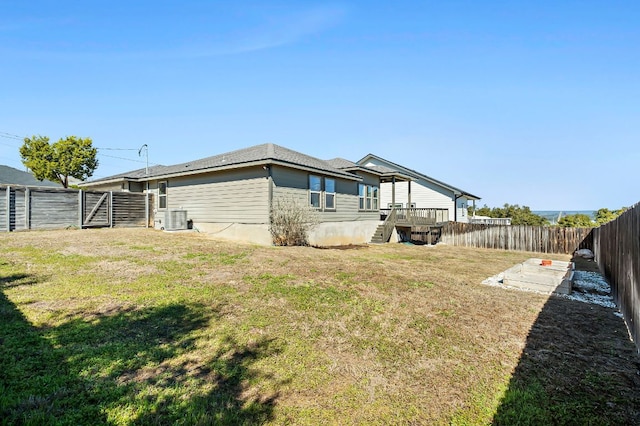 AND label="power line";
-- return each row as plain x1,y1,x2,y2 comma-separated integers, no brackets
0,131,23,140
97,152,160,166
96,147,138,151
